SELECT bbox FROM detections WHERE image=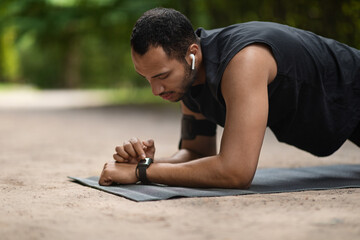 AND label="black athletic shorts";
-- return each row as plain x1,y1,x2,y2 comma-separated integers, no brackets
349,122,360,147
